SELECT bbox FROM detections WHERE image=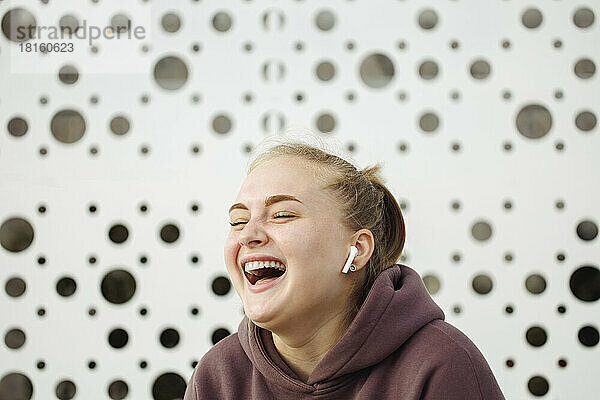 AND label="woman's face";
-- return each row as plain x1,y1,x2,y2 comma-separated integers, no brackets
224,156,356,332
